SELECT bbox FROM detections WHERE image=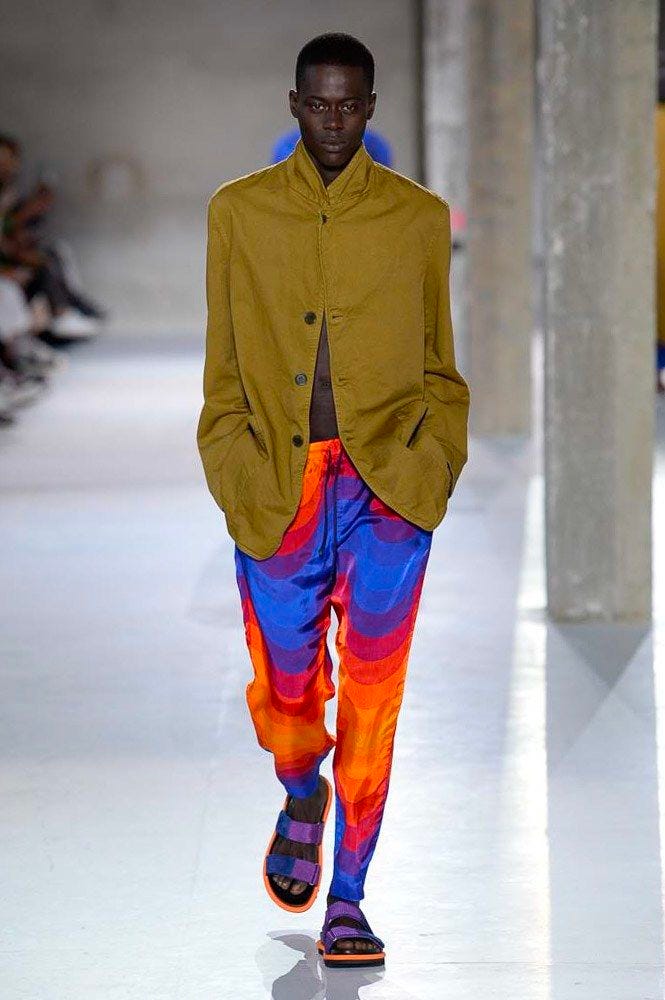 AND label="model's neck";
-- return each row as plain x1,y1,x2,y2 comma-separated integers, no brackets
308,144,359,188
310,156,345,188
